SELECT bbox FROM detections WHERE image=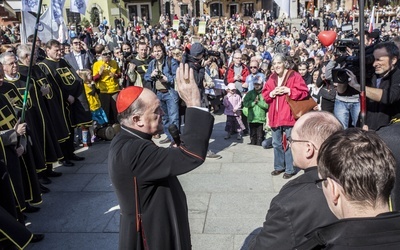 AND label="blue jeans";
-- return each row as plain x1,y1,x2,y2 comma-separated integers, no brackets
271,127,297,174
334,100,360,129
157,89,180,140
